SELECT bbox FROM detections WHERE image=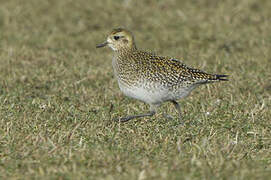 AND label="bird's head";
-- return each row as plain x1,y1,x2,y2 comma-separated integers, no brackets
96,28,136,51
